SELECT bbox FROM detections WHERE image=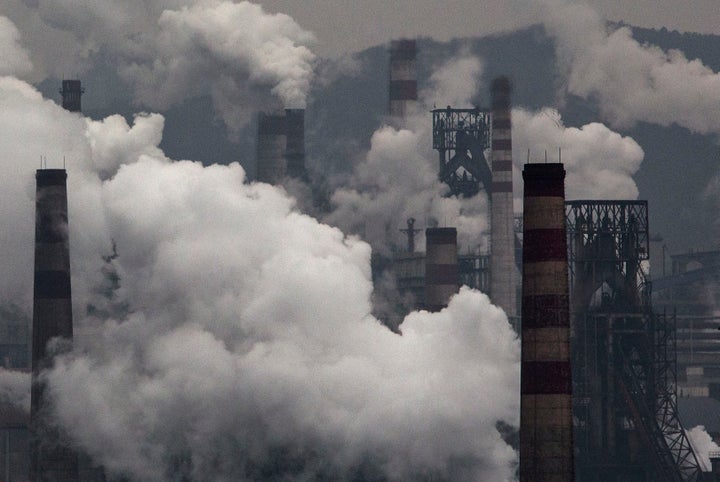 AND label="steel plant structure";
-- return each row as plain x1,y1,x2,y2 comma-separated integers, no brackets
567,200,705,481
431,106,492,198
